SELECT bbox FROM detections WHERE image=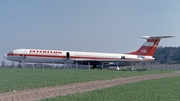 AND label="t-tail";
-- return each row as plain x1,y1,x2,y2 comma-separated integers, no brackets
127,36,174,56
